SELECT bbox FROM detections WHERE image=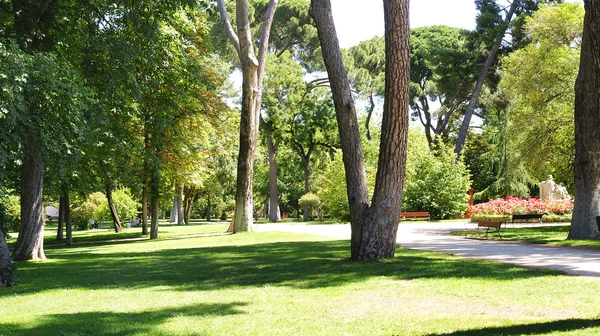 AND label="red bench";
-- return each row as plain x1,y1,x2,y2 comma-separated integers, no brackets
400,212,430,221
